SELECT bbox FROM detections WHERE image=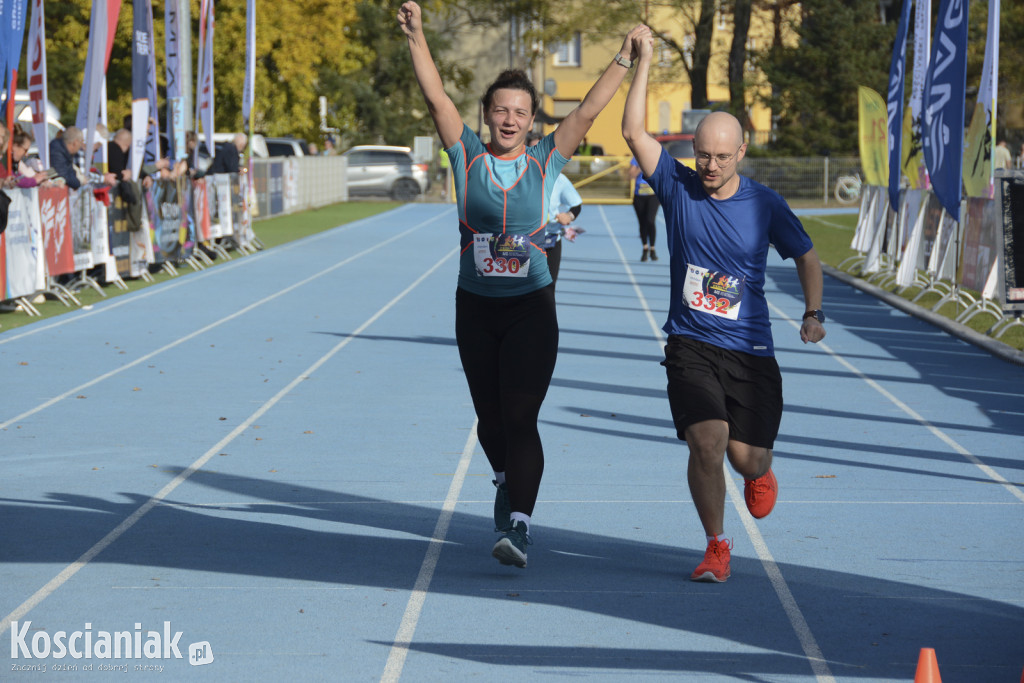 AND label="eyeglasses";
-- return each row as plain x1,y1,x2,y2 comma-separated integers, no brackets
695,149,741,167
